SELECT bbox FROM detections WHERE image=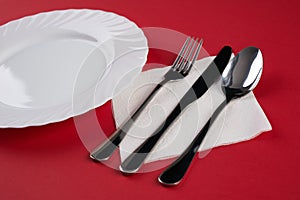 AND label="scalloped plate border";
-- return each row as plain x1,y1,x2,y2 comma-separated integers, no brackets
0,9,148,128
